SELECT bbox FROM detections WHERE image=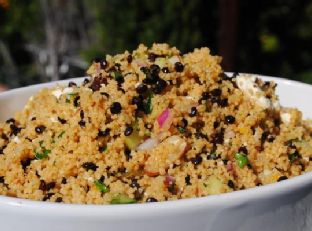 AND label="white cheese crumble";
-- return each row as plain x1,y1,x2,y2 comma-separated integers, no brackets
51,87,73,99
50,117,58,123
280,112,291,124
12,136,20,144
236,74,278,109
